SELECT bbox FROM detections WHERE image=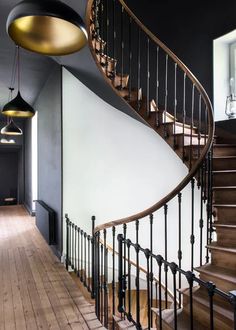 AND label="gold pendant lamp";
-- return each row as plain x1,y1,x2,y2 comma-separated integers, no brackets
7,0,88,56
